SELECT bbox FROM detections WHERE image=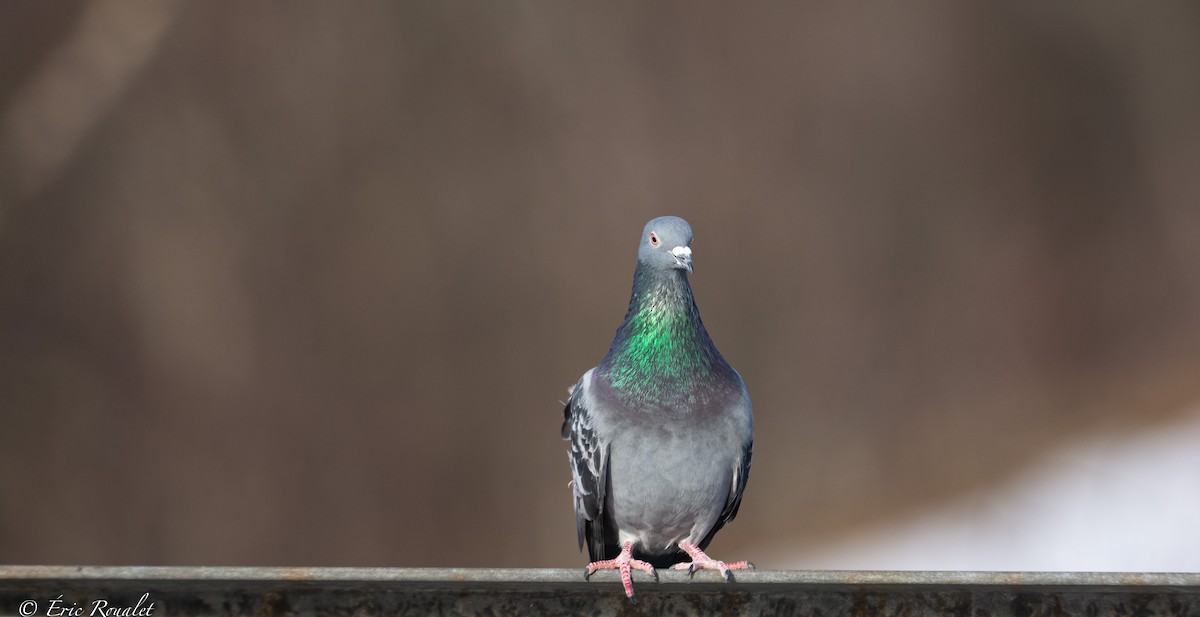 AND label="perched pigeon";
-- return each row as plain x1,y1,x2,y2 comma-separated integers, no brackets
561,216,754,602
